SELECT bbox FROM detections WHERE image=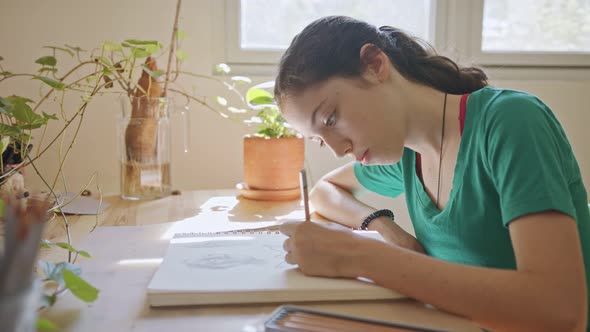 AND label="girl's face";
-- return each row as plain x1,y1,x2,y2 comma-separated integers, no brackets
280,76,407,166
